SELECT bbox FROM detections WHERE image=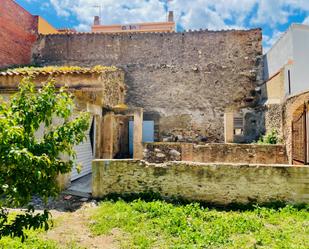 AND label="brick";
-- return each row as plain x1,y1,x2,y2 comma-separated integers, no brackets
0,0,38,68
